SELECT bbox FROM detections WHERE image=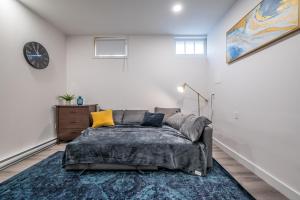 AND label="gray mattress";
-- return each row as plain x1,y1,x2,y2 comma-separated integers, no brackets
62,125,208,175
